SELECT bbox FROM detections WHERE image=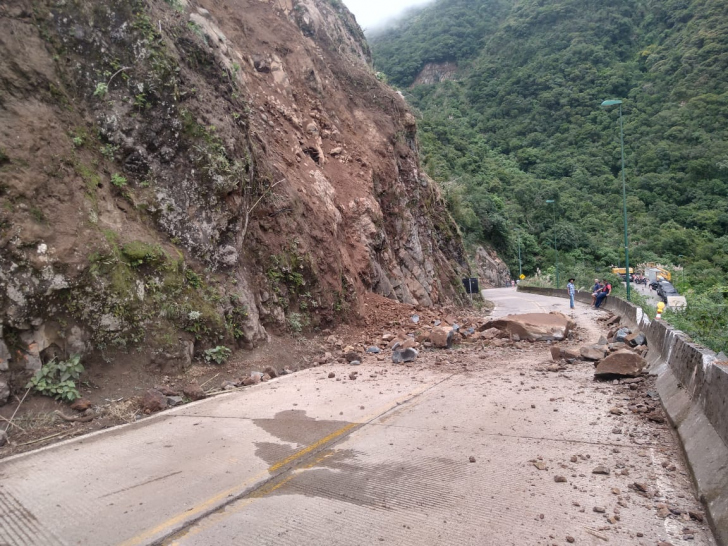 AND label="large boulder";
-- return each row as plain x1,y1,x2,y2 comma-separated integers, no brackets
625,332,646,347
595,350,647,378
481,313,575,342
430,327,454,349
580,345,607,361
141,389,167,413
